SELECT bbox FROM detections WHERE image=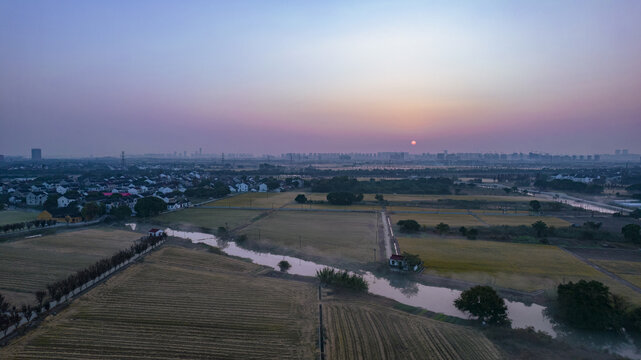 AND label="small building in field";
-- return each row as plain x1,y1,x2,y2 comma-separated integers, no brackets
389,254,408,270
148,228,164,237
